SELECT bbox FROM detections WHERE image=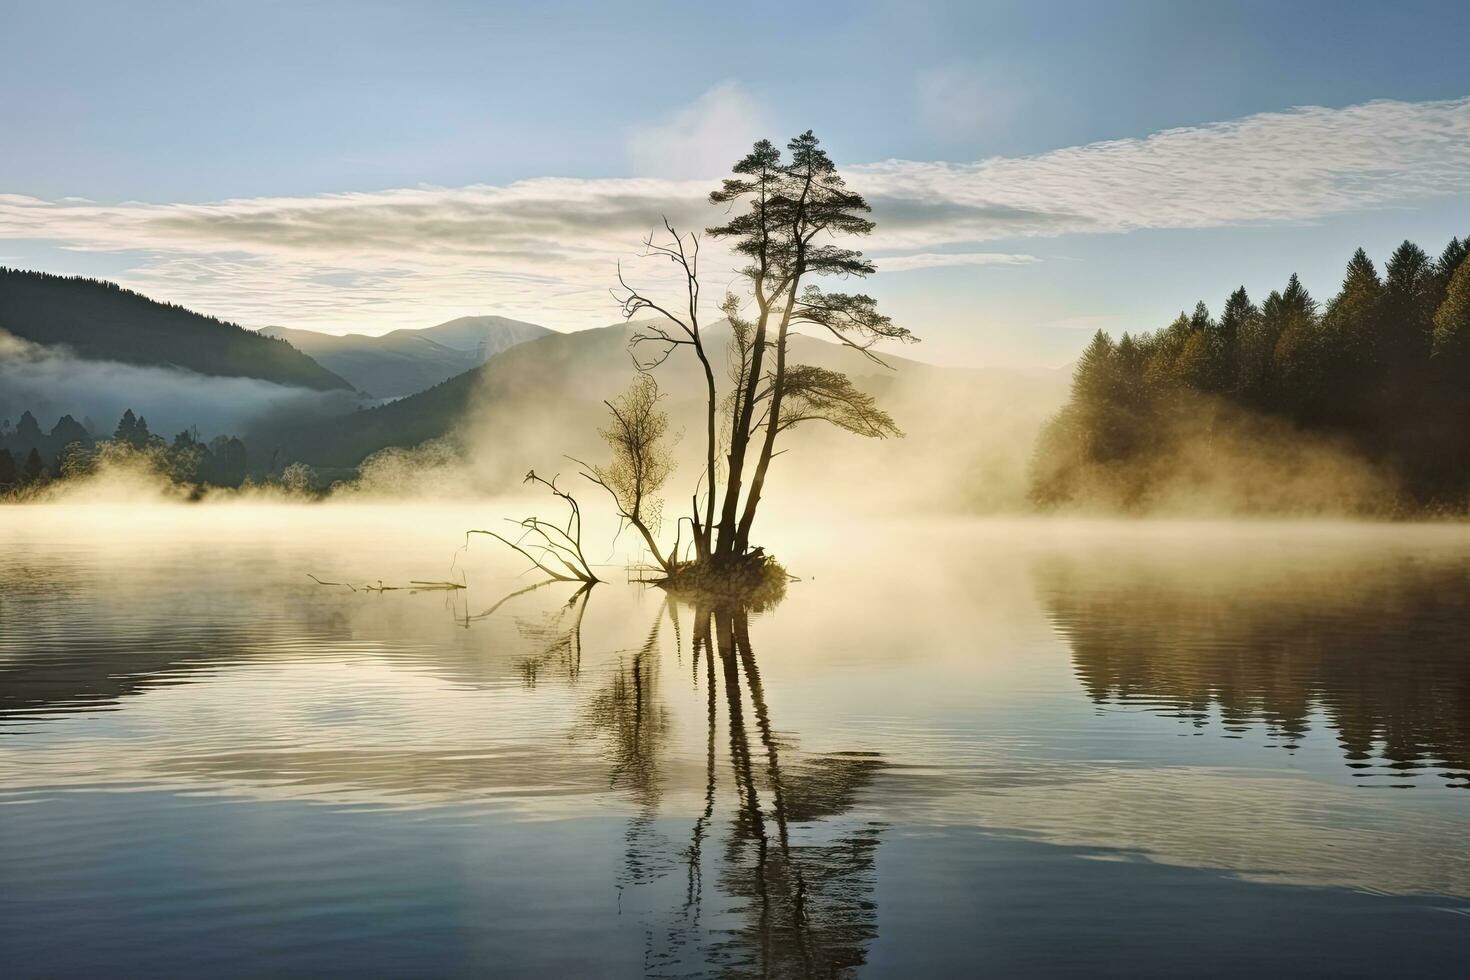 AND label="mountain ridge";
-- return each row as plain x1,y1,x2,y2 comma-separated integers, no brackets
262,316,552,397
0,267,352,391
